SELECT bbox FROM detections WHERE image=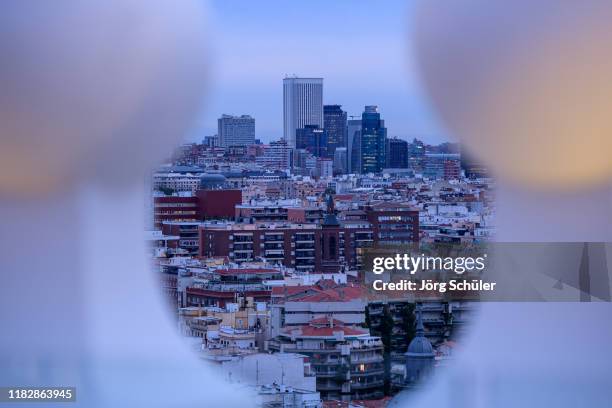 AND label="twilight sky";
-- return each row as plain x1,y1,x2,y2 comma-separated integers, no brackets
190,0,450,144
